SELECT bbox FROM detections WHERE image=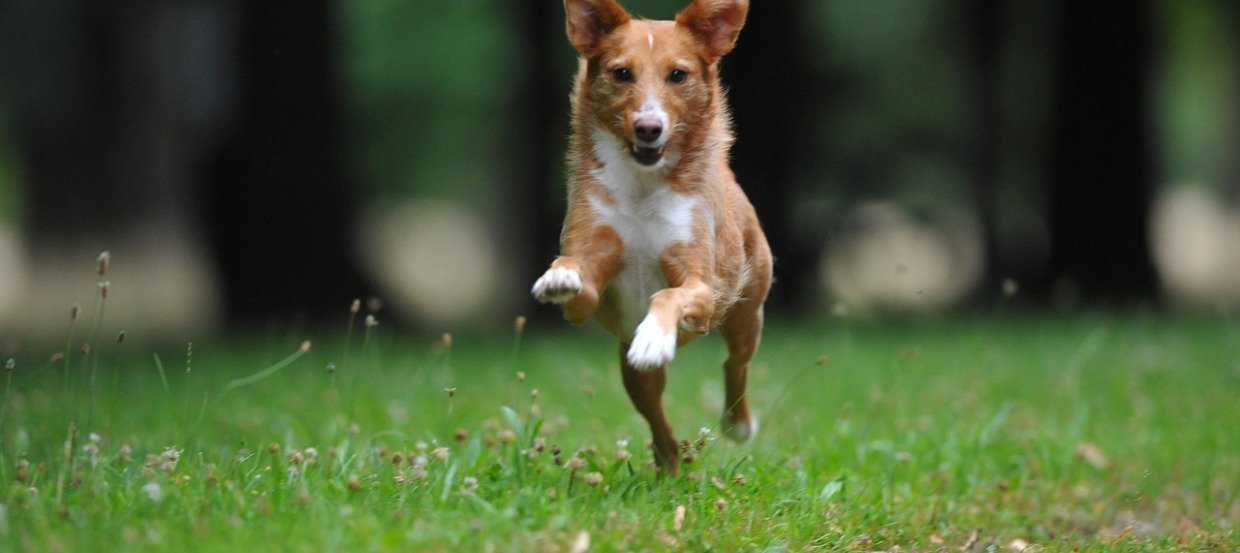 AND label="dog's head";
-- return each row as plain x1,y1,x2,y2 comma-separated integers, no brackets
565,0,748,169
